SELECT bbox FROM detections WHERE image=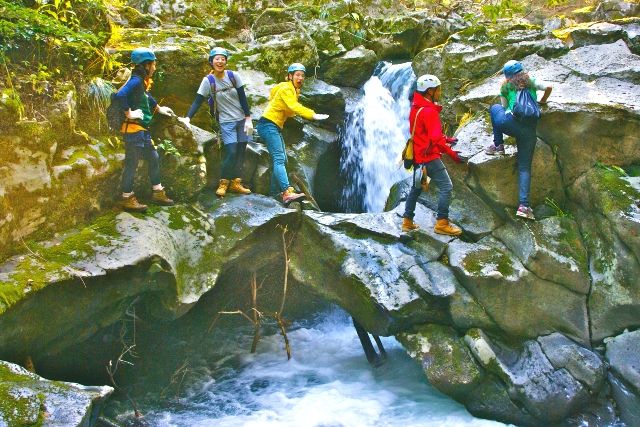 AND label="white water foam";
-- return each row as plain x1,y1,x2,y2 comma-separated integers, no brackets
142,310,506,427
